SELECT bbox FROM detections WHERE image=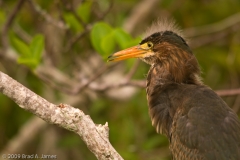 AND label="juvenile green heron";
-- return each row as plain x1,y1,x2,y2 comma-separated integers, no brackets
108,20,240,159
